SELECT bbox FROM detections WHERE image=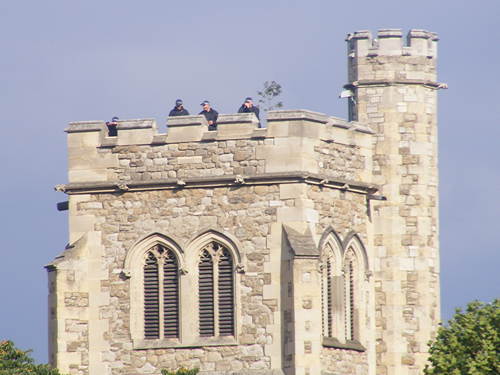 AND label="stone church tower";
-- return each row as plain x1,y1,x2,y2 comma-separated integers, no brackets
48,29,442,375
